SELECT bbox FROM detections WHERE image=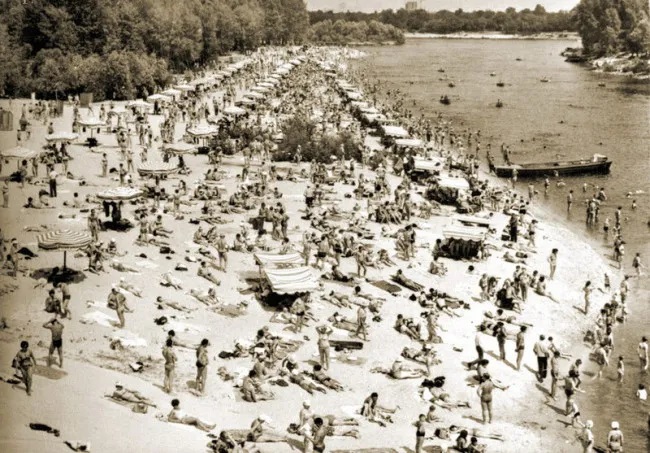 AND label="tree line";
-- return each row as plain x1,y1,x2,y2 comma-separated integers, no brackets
575,0,650,56
0,0,311,100
309,6,575,35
